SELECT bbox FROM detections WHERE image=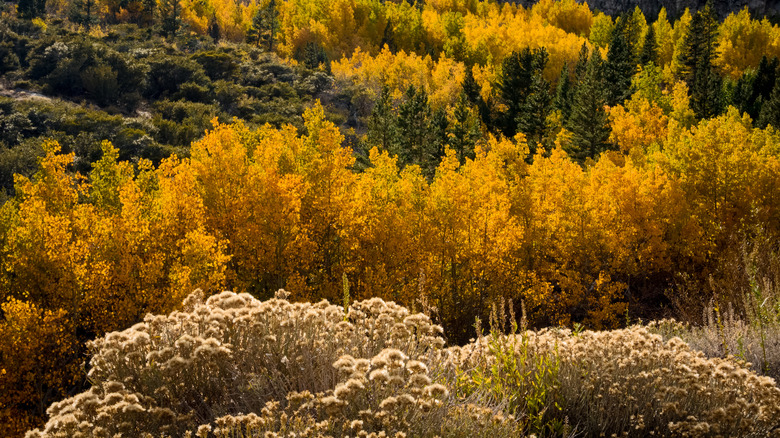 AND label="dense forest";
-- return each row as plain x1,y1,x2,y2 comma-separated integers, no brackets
3,0,780,436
